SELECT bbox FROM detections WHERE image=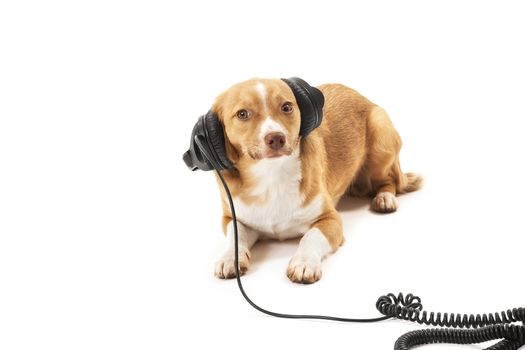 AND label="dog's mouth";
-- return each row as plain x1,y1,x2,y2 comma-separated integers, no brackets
246,146,293,160
264,149,292,158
